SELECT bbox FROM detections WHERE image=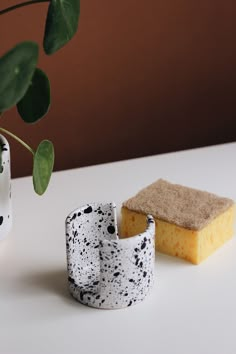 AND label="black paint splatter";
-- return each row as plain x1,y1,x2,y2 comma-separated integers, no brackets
107,225,115,234
113,272,120,277
1,144,7,151
71,213,77,221
84,206,93,214
141,242,146,250
68,276,75,284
